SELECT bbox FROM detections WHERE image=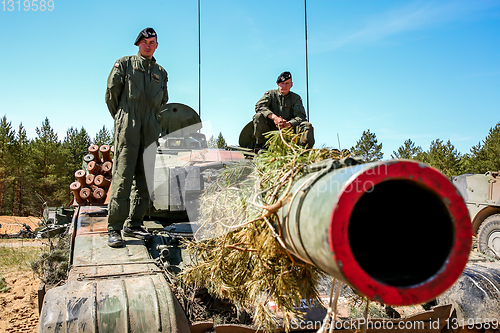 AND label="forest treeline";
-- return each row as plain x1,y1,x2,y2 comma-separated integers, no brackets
350,122,500,178
0,116,112,217
1,114,499,217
